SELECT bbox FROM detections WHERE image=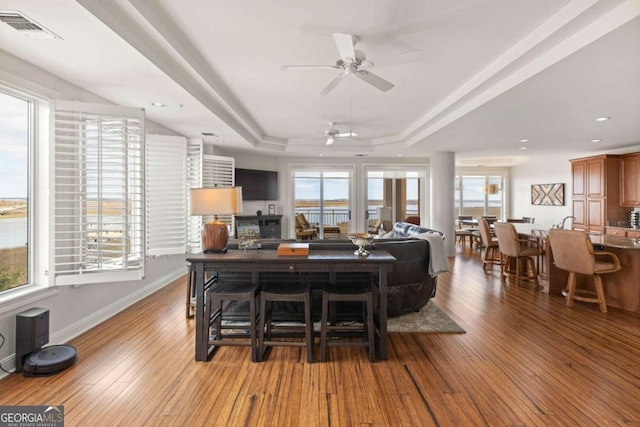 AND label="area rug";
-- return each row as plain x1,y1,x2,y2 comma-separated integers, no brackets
224,300,465,333
387,301,465,333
